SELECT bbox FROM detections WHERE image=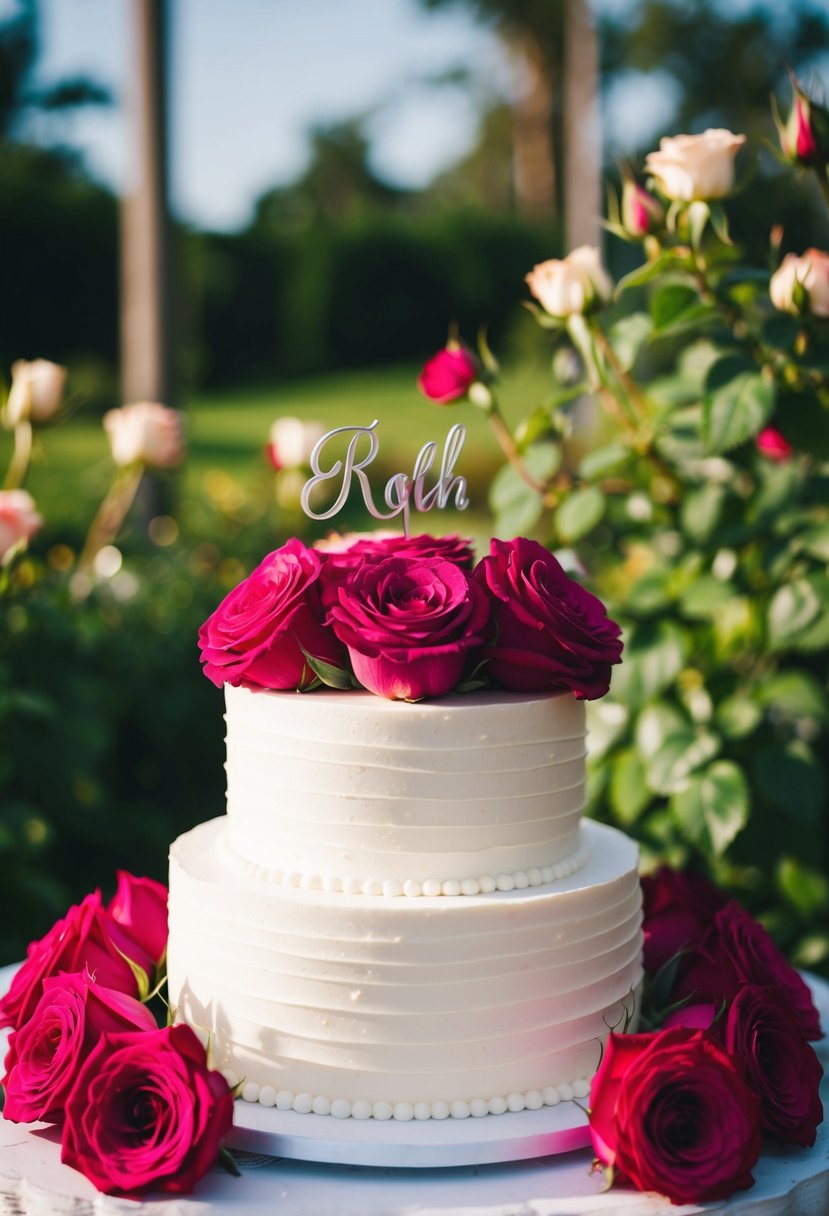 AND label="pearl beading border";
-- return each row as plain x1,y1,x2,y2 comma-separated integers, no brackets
221,1071,592,1121
221,833,590,898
